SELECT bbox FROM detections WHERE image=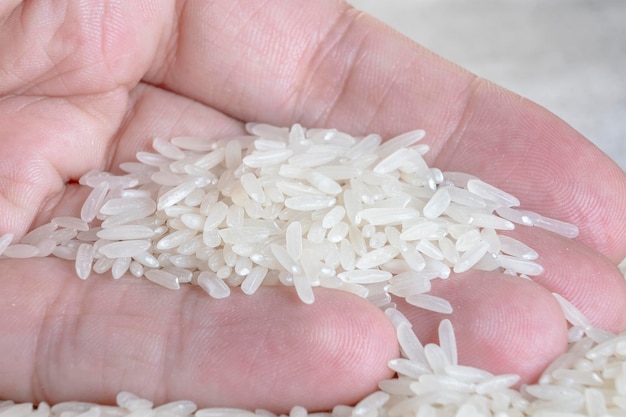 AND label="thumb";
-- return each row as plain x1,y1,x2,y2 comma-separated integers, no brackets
0,258,398,413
